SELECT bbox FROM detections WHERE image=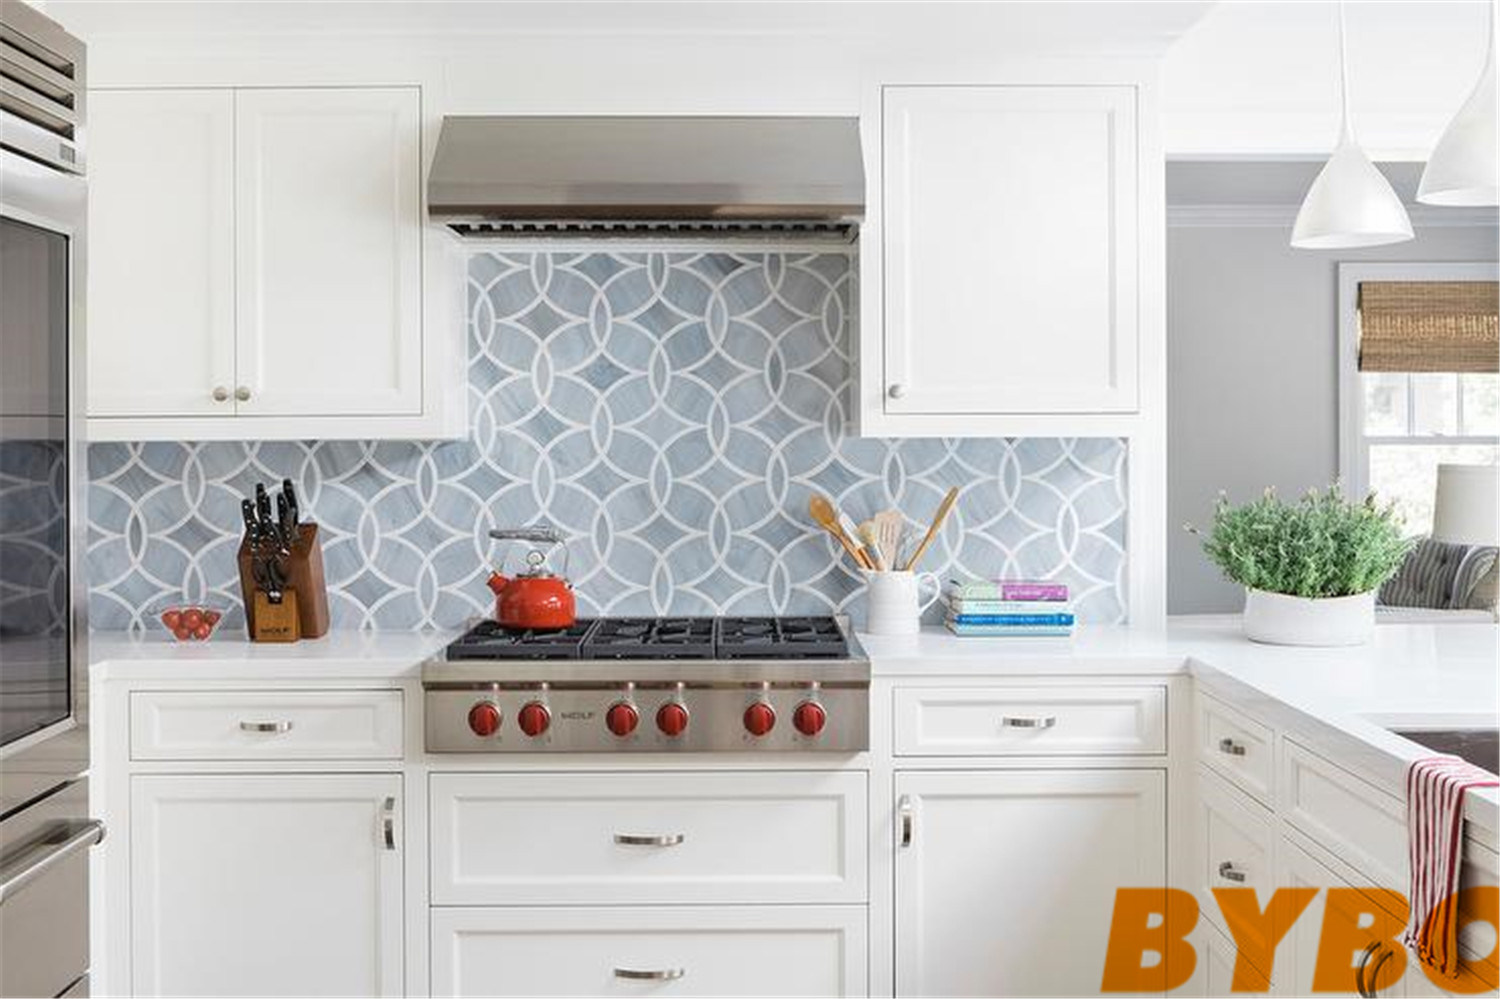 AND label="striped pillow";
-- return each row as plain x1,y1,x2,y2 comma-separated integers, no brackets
1379,538,1500,611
